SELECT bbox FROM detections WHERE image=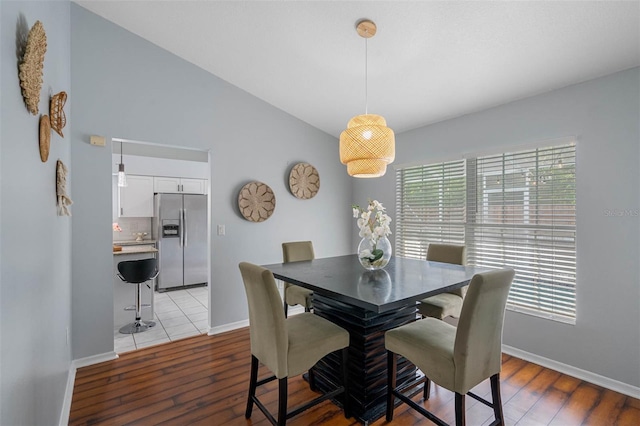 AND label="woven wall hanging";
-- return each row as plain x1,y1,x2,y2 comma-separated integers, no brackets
238,181,276,222
50,91,67,137
19,21,47,115
39,115,51,162
289,162,320,199
56,160,73,216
